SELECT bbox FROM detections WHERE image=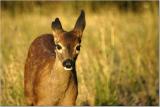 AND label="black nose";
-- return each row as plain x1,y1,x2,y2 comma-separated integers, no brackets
63,59,73,68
